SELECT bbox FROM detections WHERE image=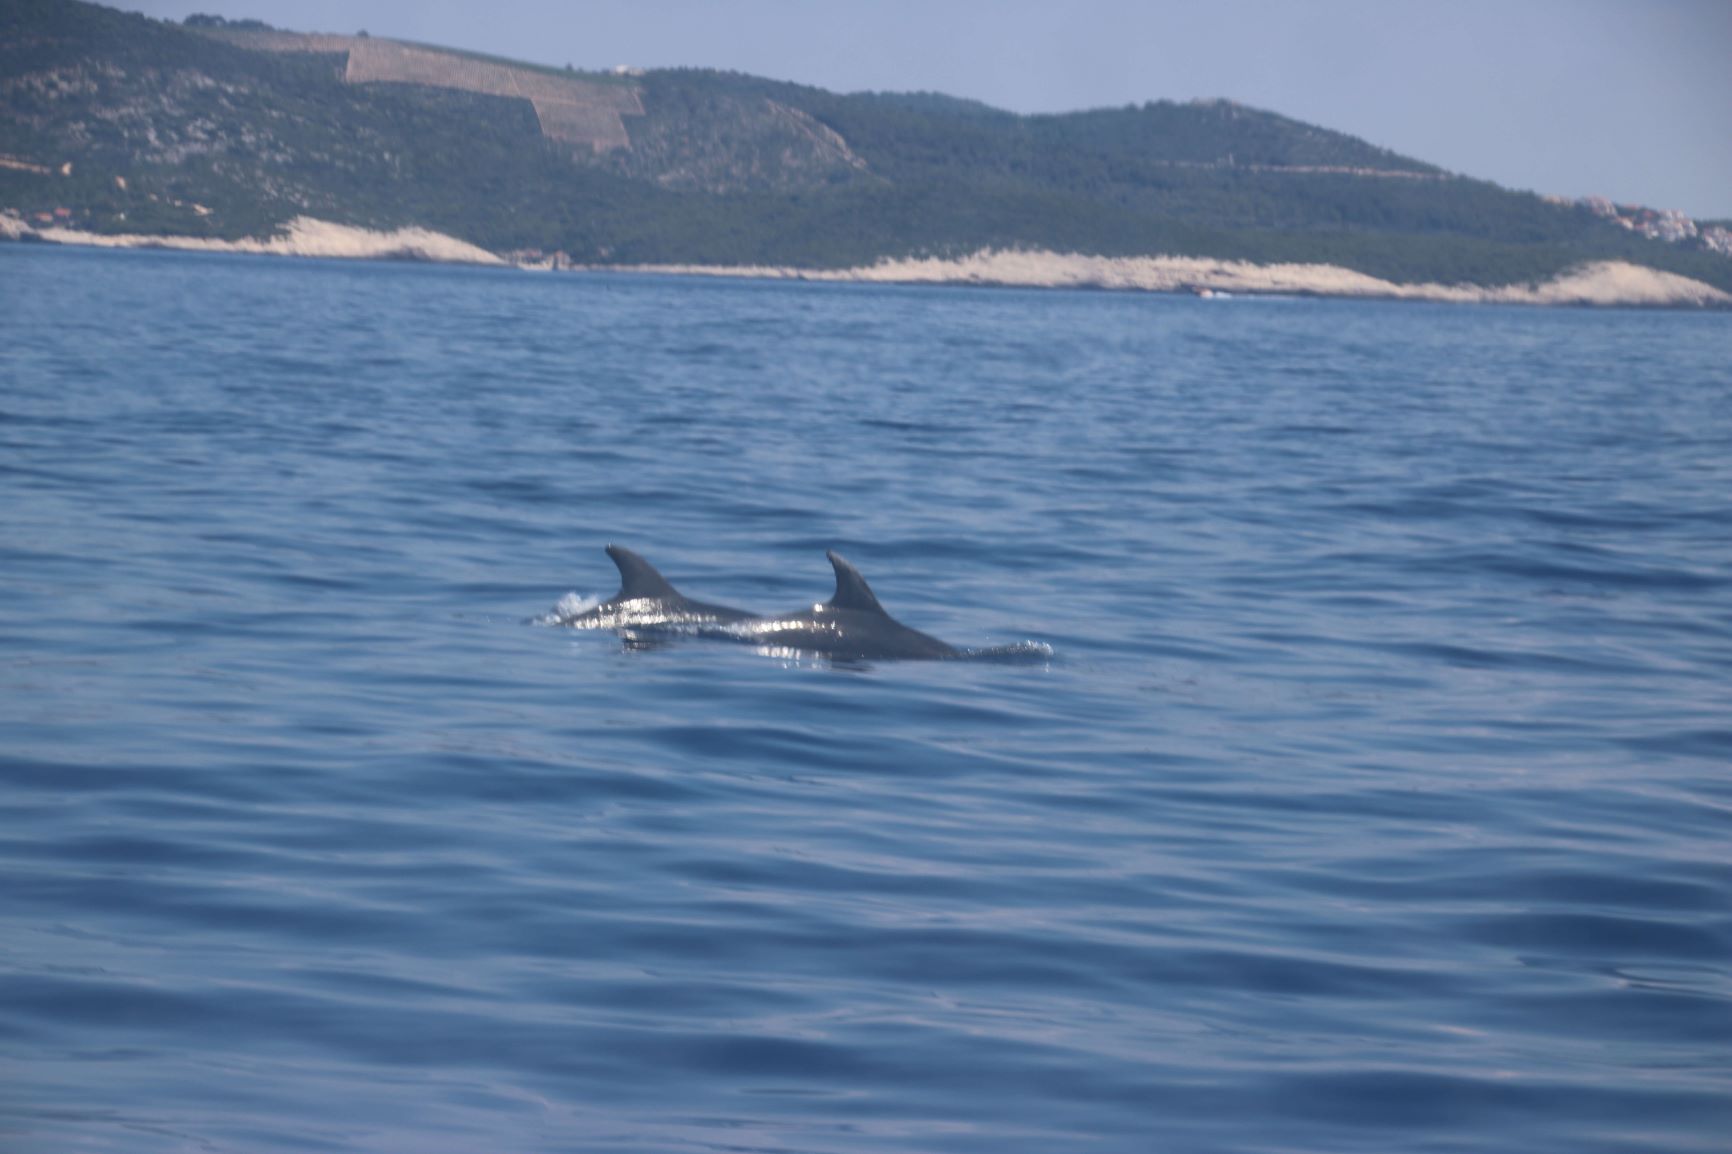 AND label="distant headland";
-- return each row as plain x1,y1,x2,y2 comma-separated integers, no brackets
2,2,1728,308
